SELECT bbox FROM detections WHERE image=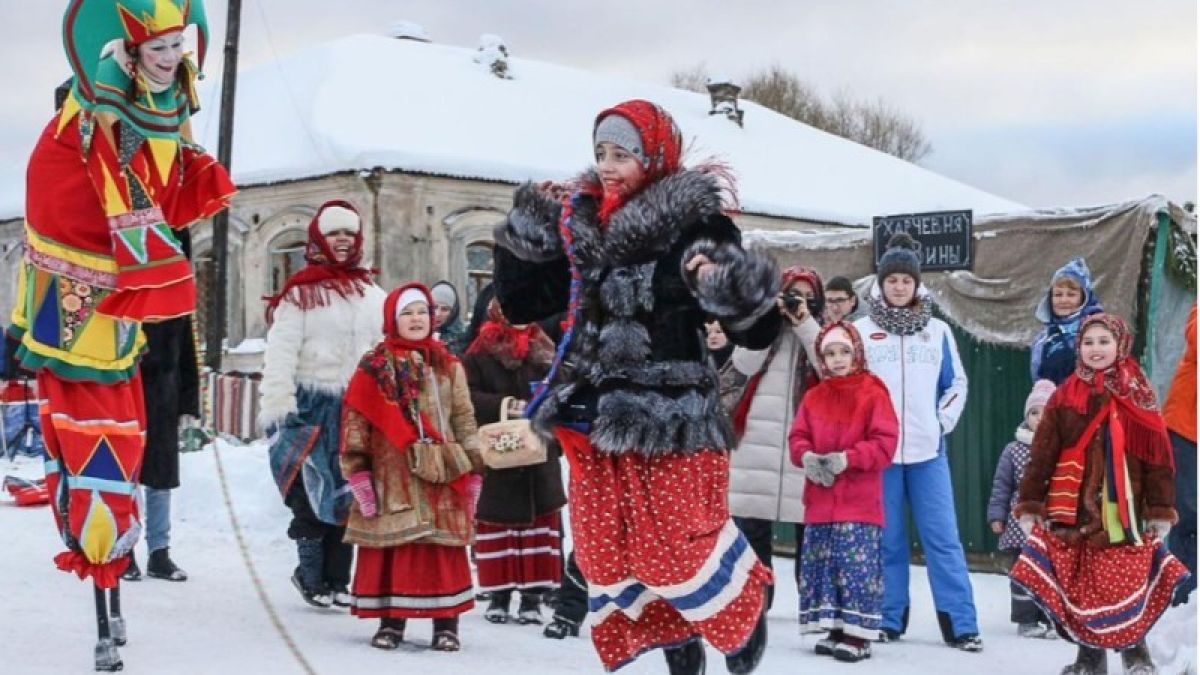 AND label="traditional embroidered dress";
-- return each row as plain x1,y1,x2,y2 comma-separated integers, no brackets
1012,314,1190,649
7,0,233,588
493,100,781,670
341,284,483,620
463,300,564,594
